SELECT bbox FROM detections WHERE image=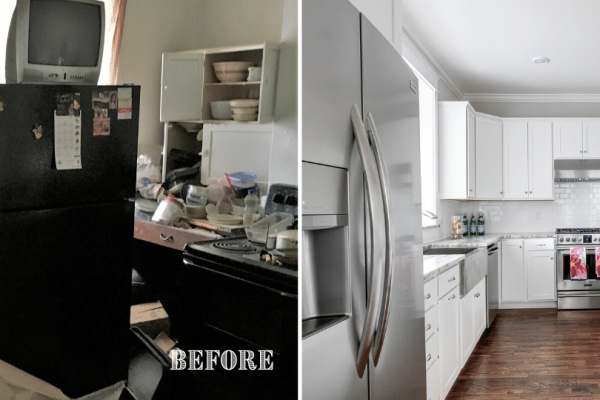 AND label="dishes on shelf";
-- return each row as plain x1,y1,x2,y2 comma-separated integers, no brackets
229,98,259,122
213,61,253,83
247,67,262,82
210,101,233,120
